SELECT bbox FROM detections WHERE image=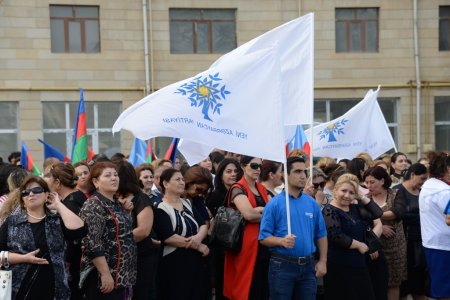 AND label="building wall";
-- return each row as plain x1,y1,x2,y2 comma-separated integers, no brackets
0,0,448,165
